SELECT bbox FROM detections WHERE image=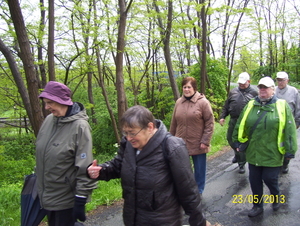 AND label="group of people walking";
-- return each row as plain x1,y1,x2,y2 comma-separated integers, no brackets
34,71,298,226
220,72,298,217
